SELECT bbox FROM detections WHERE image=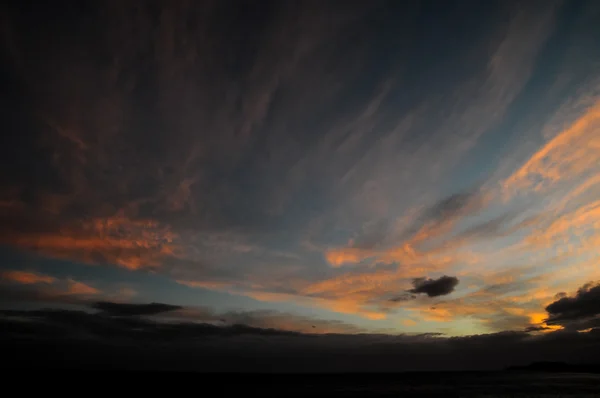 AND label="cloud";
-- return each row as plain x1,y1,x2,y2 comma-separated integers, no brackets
322,189,489,269
545,281,600,330
0,270,56,285
1,0,597,339
408,276,459,298
524,325,551,333
325,247,374,267
66,279,100,296
0,284,365,335
0,308,301,342
503,99,600,195
1,215,179,270
0,275,101,307
91,301,182,317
